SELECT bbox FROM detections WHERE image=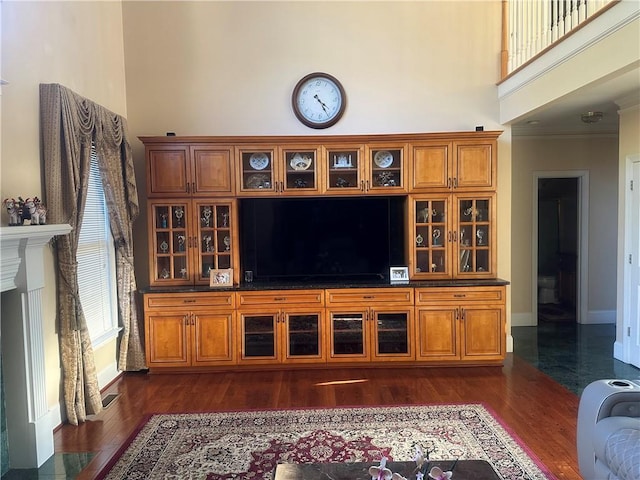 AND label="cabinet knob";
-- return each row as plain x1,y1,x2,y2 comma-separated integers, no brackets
184,299,196,303
453,294,466,298
360,180,365,191
365,180,370,191
363,295,374,299
460,308,466,320
274,297,286,301
183,314,189,325
453,177,458,189
447,177,452,189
